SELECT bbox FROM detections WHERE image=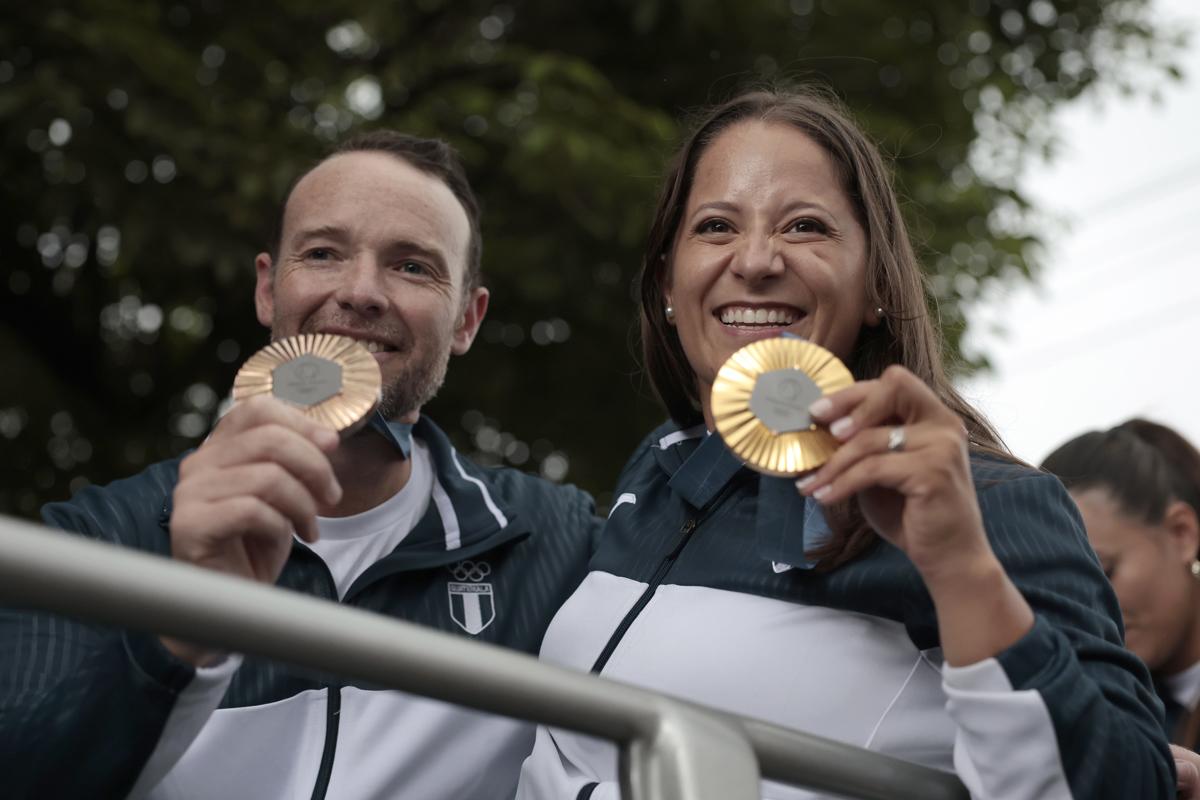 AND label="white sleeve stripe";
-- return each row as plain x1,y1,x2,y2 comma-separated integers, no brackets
127,653,242,799
431,477,461,551
607,493,636,518
450,449,508,529
656,425,707,450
